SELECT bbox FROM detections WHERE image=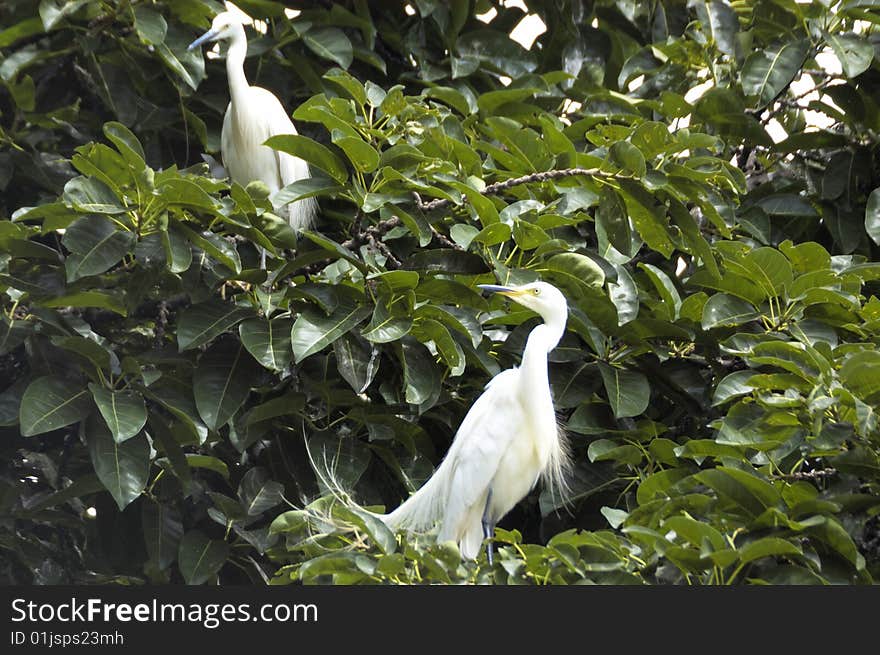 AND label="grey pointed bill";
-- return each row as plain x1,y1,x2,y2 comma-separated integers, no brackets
187,29,220,51
477,284,516,295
